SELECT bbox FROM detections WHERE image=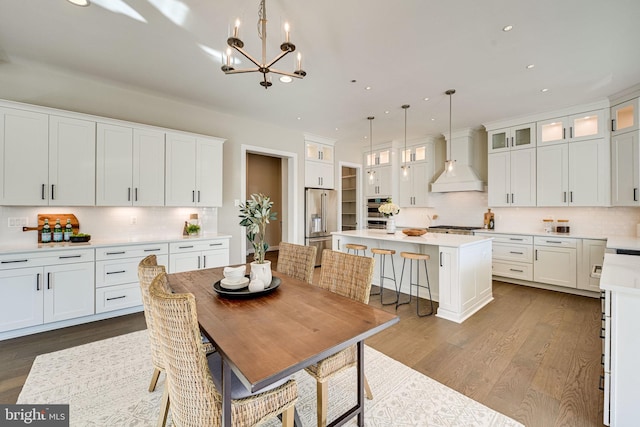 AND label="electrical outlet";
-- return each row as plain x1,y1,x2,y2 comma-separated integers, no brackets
7,217,27,228
234,199,240,207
